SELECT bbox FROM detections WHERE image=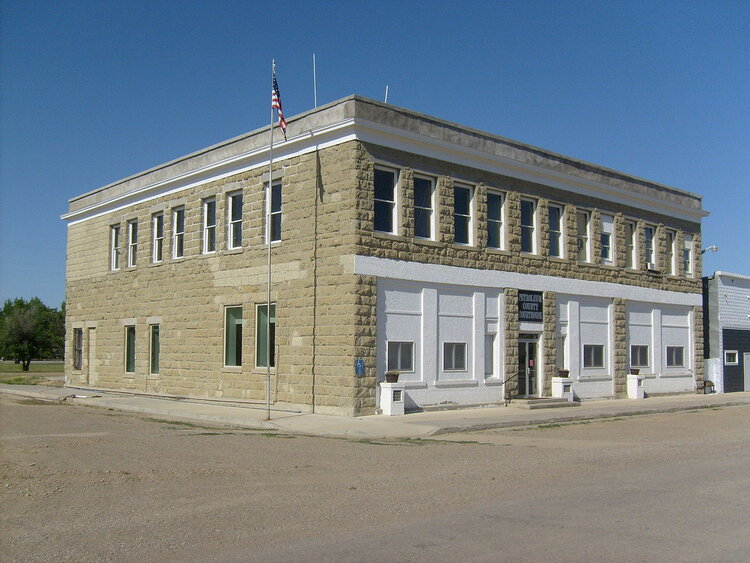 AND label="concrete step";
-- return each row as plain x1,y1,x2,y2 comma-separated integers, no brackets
510,398,580,410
